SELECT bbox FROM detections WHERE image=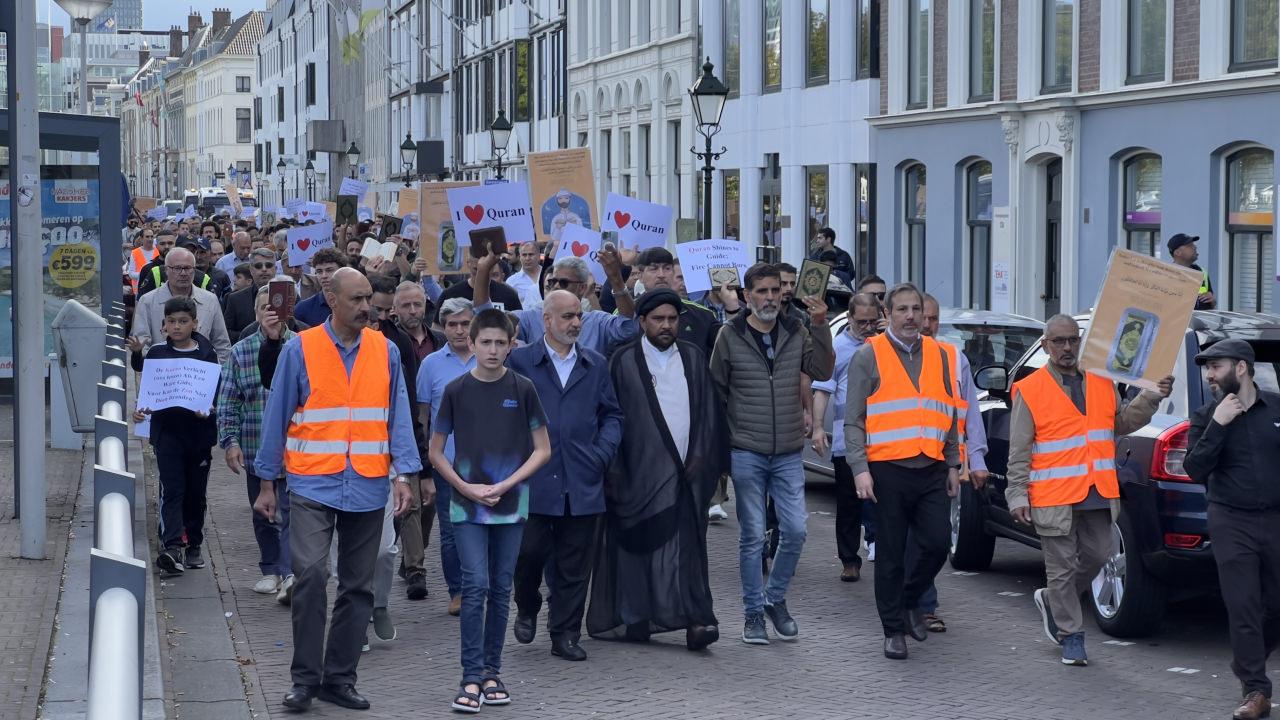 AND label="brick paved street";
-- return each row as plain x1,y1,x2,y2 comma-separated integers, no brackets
165,460,1263,720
